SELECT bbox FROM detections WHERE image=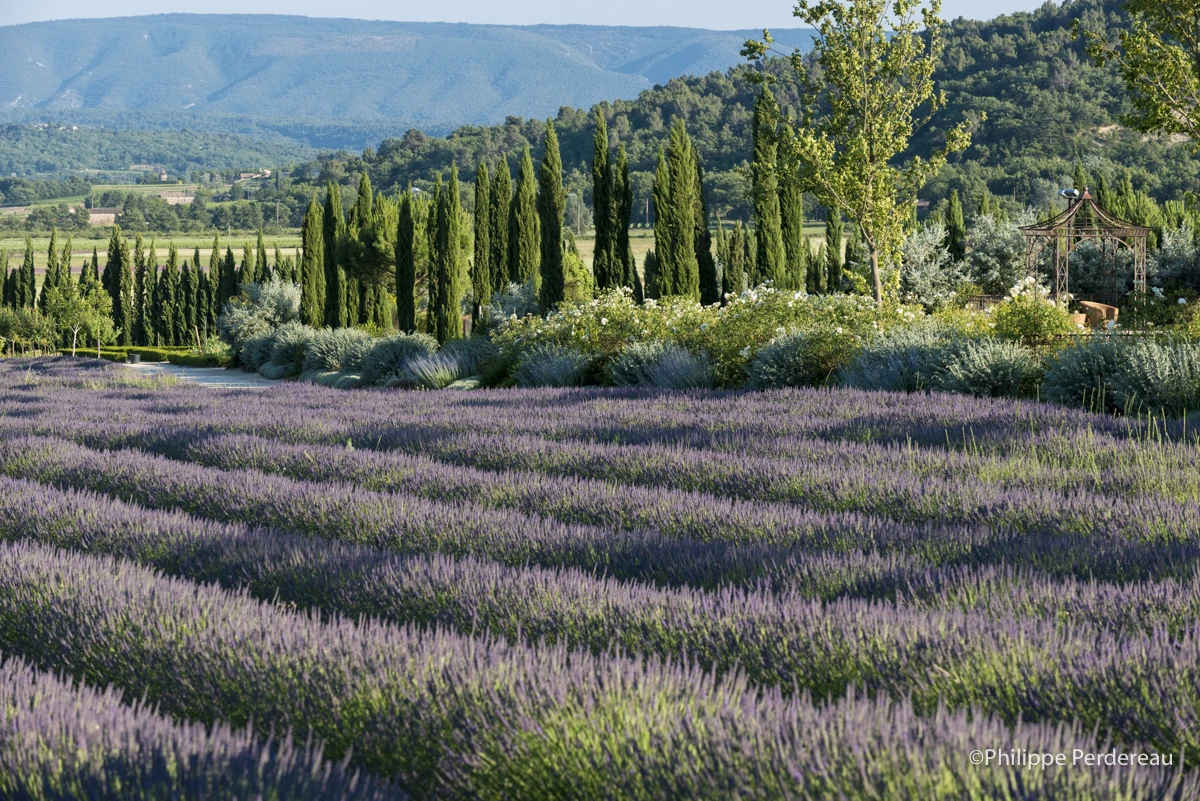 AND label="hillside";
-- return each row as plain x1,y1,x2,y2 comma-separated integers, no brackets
0,15,815,142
